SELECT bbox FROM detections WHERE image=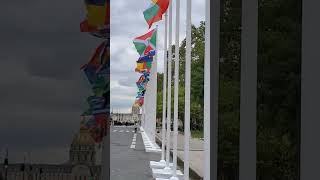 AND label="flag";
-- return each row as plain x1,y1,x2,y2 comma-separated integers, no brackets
82,42,109,85
137,50,155,62
84,2,109,28
143,0,169,28
91,114,108,143
80,20,110,39
81,41,107,69
81,0,110,39
81,115,97,129
135,61,152,72
135,97,144,107
133,29,157,56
